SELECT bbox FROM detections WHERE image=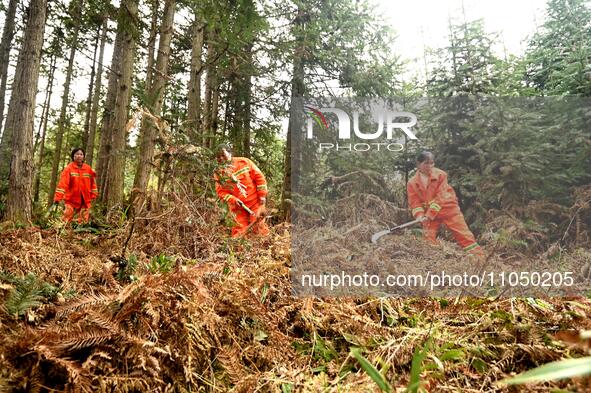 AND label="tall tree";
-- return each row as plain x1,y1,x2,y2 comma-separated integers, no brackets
47,0,85,206
280,2,306,220
131,0,175,209
82,18,102,152
0,0,18,139
96,30,123,196
4,0,47,223
86,16,108,166
186,15,204,144
100,0,139,208
225,0,263,158
525,0,591,95
144,0,160,93
33,41,59,202
0,0,20,184
201,28,219,148
279,0,402,218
